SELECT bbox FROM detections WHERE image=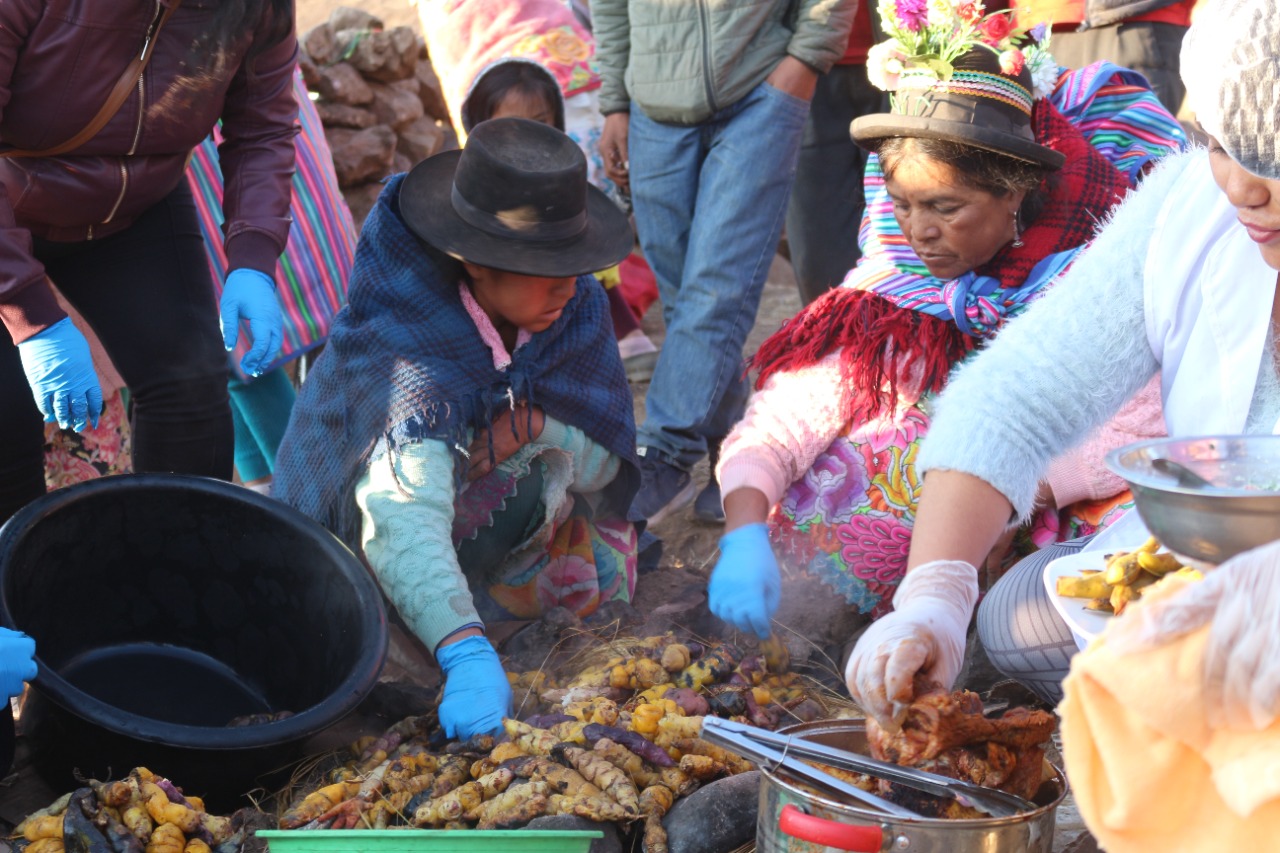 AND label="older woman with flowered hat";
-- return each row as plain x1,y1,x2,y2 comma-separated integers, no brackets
705,0,1187,641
